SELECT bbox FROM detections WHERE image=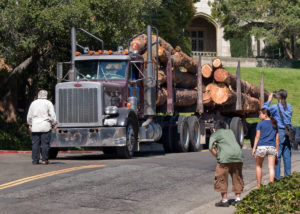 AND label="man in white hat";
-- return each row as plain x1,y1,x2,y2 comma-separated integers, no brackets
27,90,56,165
